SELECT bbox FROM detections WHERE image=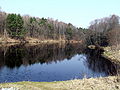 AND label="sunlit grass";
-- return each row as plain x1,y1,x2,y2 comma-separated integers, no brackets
0,76,120,90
